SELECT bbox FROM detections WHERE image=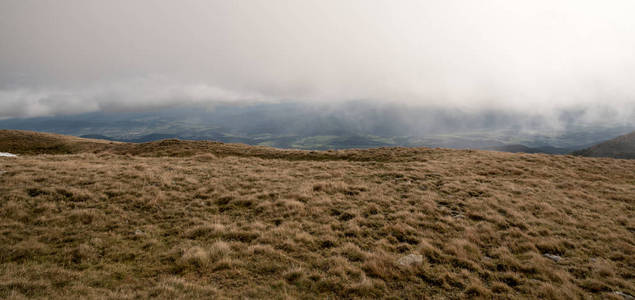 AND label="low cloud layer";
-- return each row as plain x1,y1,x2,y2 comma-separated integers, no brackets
1,0,635,121
0,76,270,118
